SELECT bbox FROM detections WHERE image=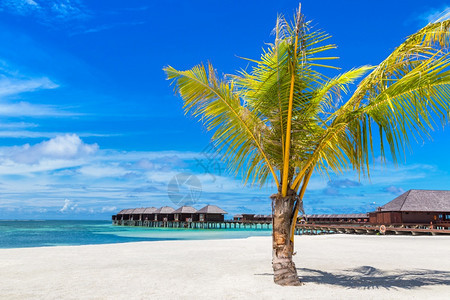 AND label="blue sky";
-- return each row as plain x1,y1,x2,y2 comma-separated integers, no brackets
0,0,450,220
